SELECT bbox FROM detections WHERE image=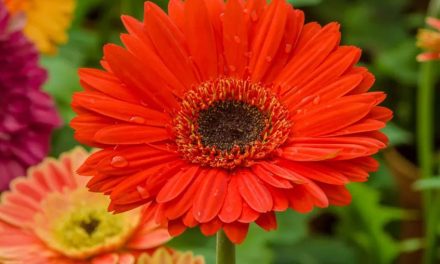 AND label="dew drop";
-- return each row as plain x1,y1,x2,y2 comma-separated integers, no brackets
266,56,273,63
129,116,146,124
111,156,129,168
229,65,237,72
251,10,258,22
313,96,320,105
234,35,241,44
136,185,149,199
219,13,224,21
140,100,149,107
285,44,292,53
